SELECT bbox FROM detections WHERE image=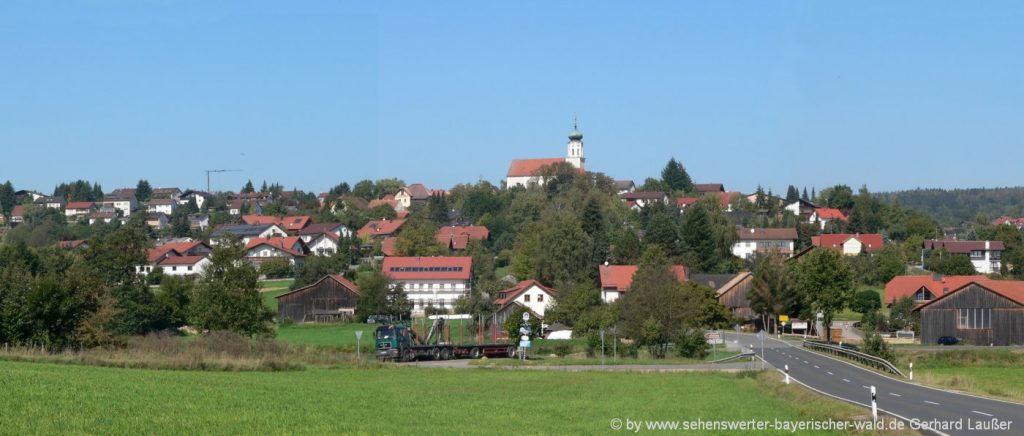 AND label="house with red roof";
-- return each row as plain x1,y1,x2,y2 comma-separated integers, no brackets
810,207,848,230
915,279,1024,345
993,216,1024,229
395,184,434,209
675,197,699,210
158,255,211,277
493,279,557,325
884,274,987,306
241,215,311,233
136,241,213,275
64,201,95,220
382,256,472,315
923,240,1005,274
811,233,884,256
357,218,407,240
599,264,687,303
381,237,398,256
436,225,489,251
276,274,361,323
10,205,25,224
245,236,310,267
369,194,400,211
506,125,585,188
